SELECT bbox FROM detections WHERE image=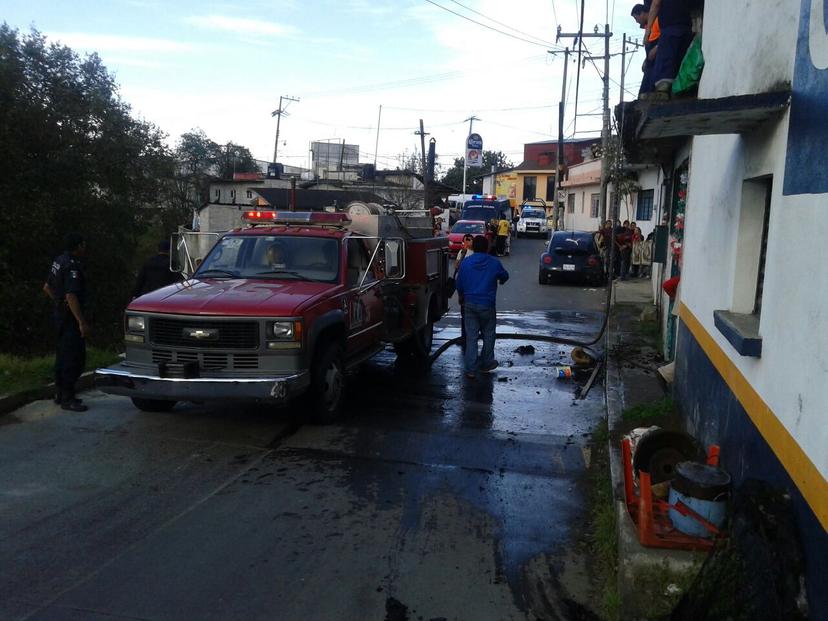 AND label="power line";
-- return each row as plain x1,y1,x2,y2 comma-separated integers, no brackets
383,103,556,113
446,0,554,46
423,0,565,50
301,54,548,98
